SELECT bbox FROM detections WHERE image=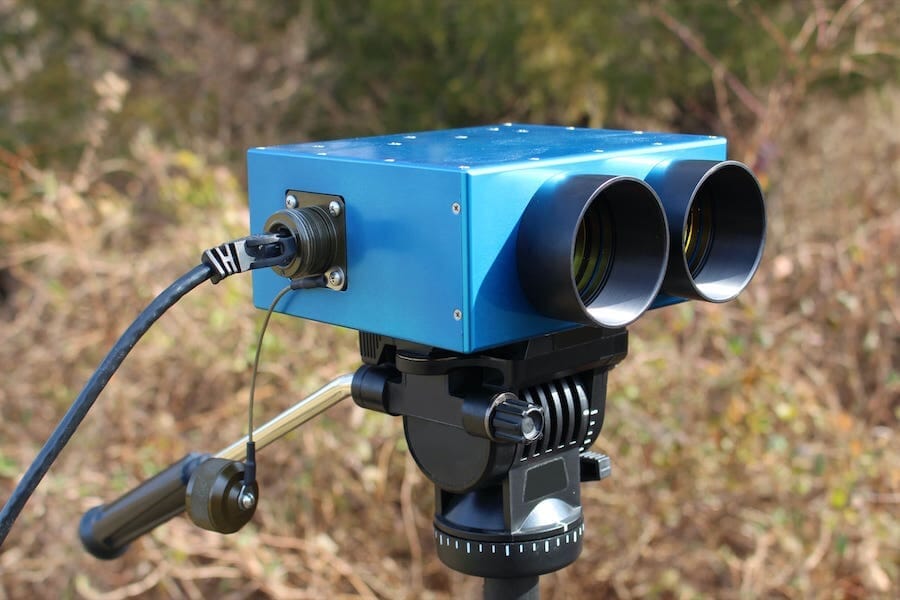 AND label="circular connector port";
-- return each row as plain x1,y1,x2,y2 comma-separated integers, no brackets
264,207,338,280
517,174,669,328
